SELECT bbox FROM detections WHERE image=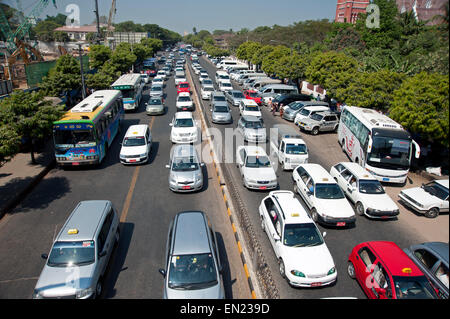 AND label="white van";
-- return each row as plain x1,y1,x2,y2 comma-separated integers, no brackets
238,73,266,84
259,84,299,104
251,78,282,91
217,59,247,70
294,105,331,126
119,124,152,164
215,70,231,84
